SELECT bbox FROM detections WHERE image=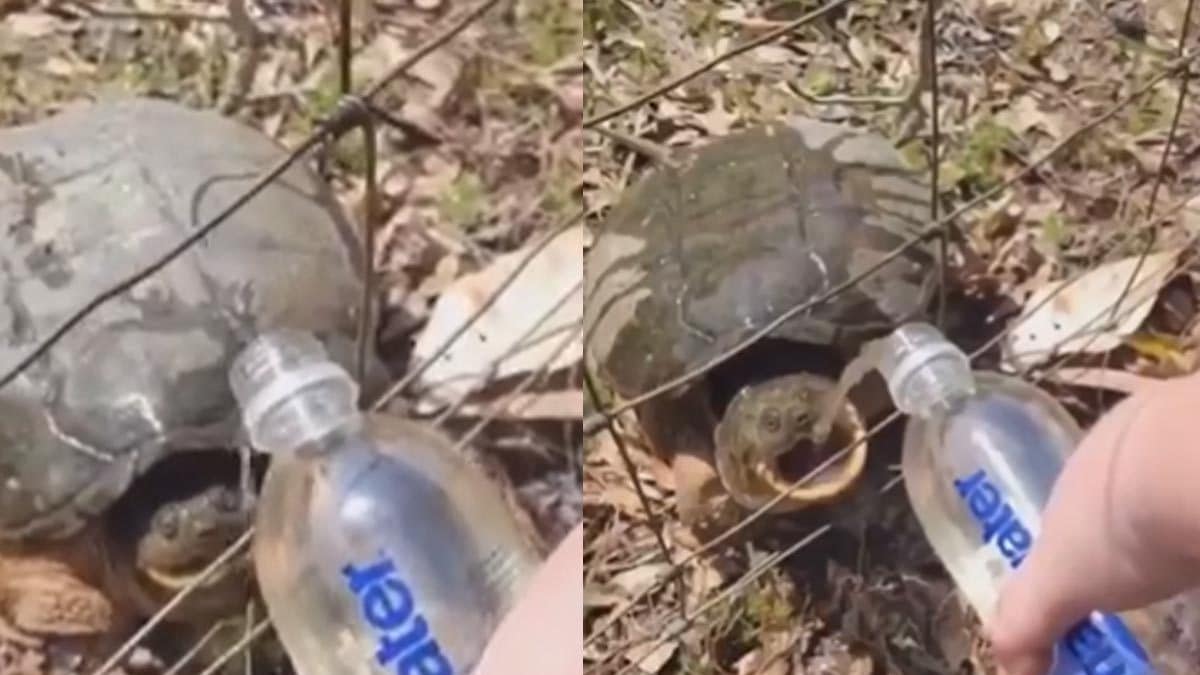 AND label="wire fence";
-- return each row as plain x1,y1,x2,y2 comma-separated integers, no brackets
582,0,1199,672
1,0,1197,671
0,0,580,672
